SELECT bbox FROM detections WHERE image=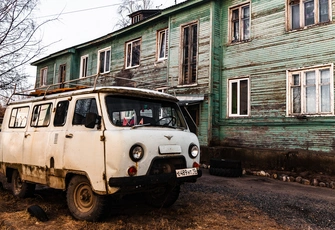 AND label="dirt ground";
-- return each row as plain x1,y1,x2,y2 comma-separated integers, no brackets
1,169,334,230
